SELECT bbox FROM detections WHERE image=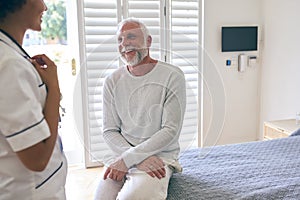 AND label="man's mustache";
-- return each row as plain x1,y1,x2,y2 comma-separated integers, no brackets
120,46,146,53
